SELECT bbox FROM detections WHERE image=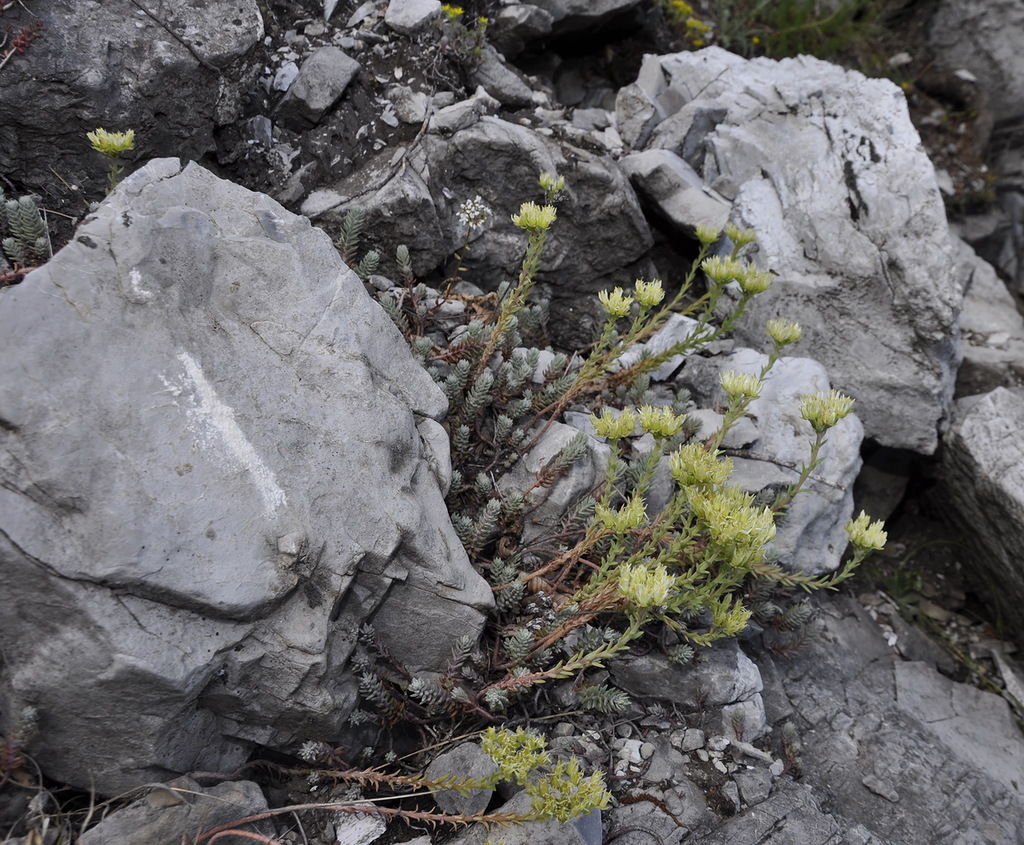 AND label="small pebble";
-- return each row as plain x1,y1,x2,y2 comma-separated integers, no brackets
678,729,705,752
721,779,741,809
